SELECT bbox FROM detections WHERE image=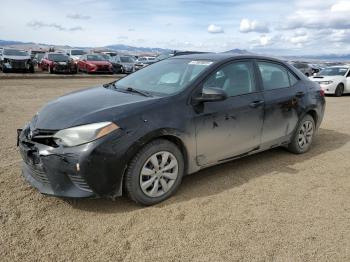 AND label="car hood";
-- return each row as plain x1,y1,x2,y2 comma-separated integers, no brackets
32,86,157,130
309,75,344,82
3,55,30,60
71,55,82,60
52,60,70,63
87,61,111,65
